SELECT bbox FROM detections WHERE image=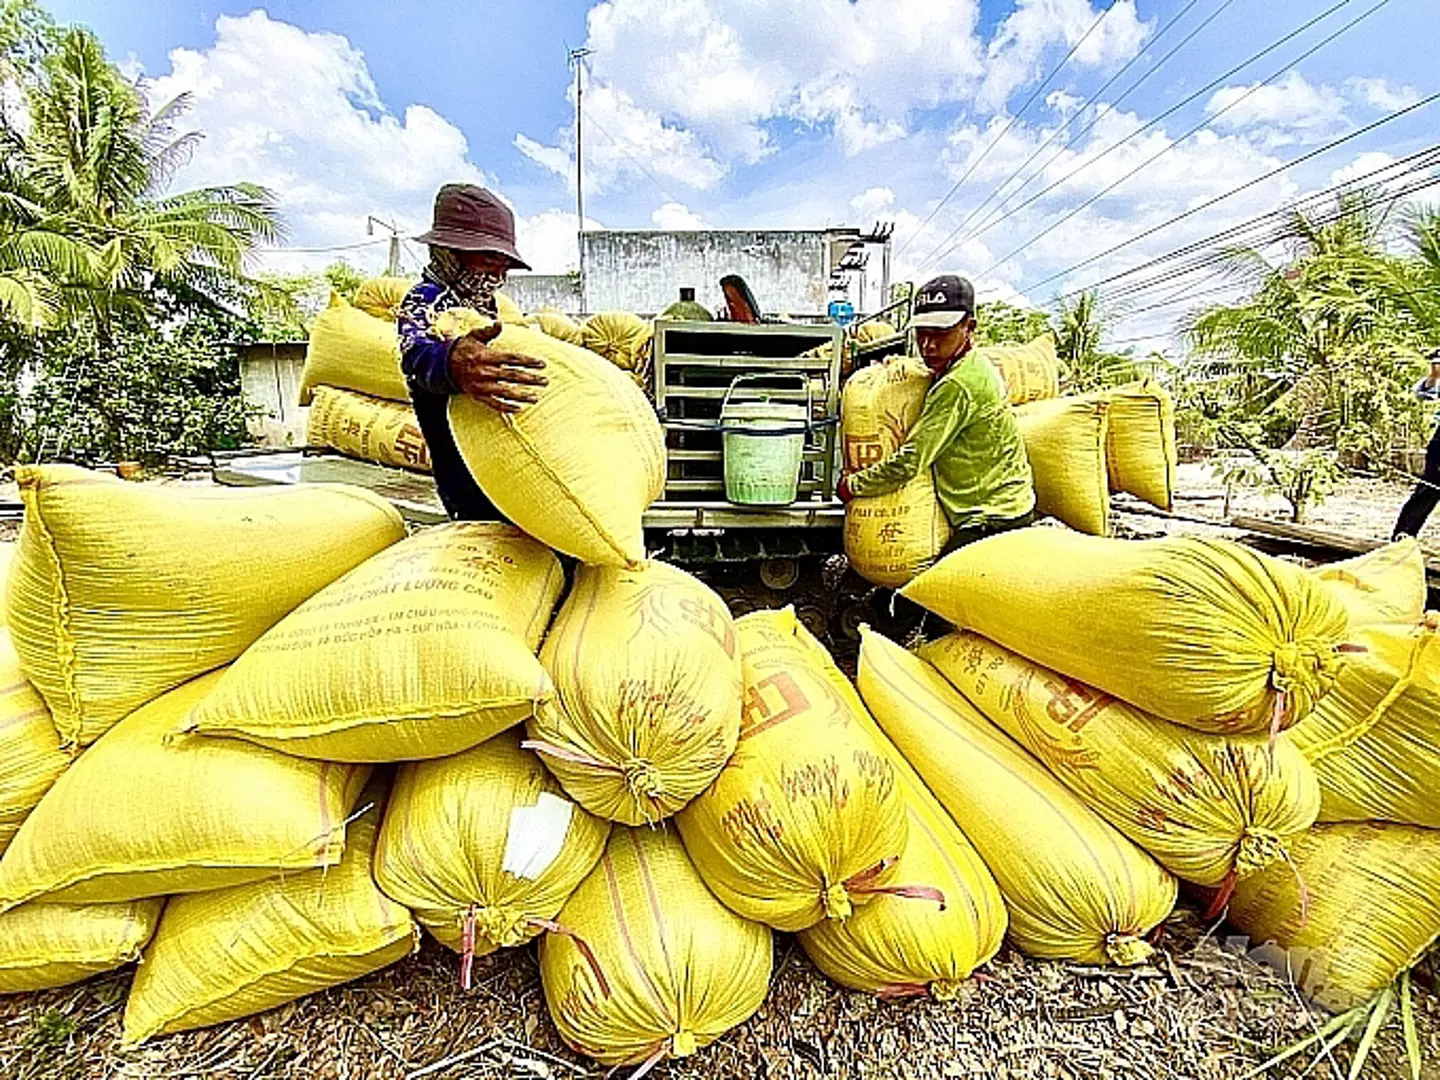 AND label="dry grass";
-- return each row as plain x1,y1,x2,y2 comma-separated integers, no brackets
2,906,1436,1080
